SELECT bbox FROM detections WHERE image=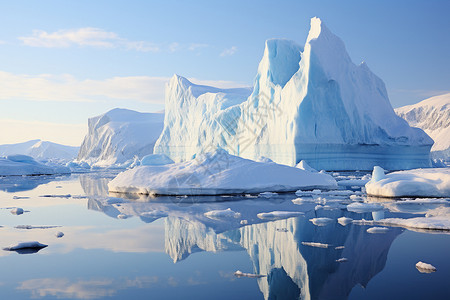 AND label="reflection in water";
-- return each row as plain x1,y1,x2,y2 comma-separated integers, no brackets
85,190,403,300
0,175,69,193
